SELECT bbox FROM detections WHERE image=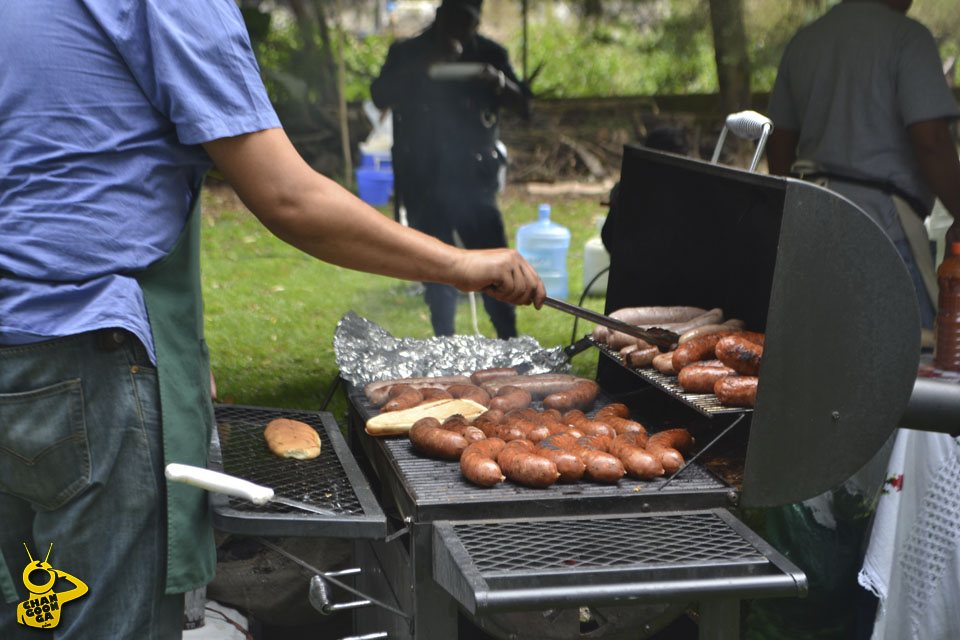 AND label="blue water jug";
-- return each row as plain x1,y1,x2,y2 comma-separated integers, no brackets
516,203,571,299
